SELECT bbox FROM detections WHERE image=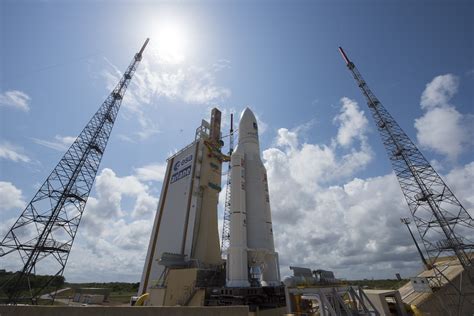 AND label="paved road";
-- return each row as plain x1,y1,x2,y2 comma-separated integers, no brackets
39,287,71,300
